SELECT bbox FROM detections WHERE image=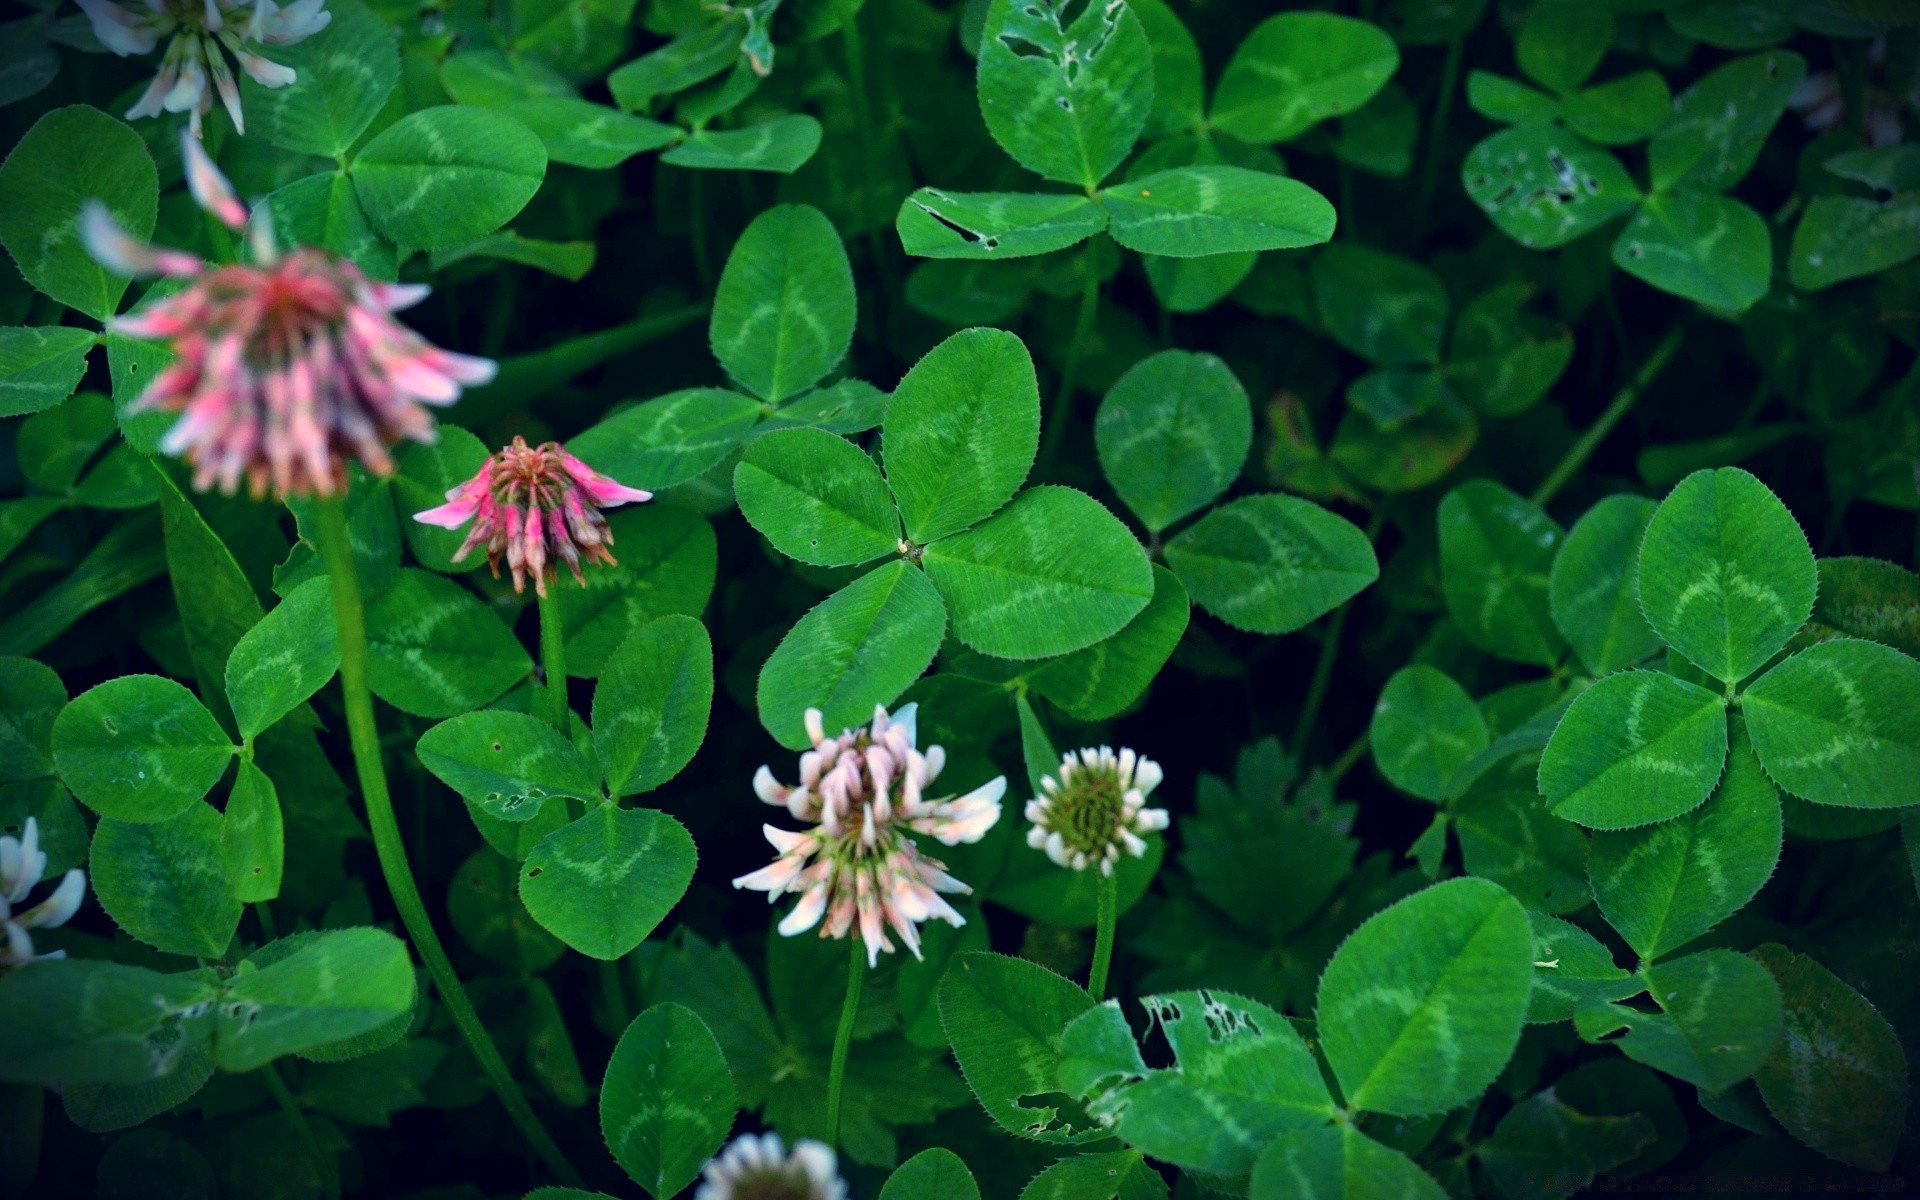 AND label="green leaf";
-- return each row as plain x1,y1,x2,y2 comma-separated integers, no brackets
92,804,240,958
0,655,64,783
0,105,156,321
448,847,564,971
1538,669,1729,829
711,204,854,404
1666,0,1795,49
938,951,1102,1144
1478,1089,1657,1200
281,473,400,601
155,466,264,708
1369,665,1489,803
240,0,397,157
1132,0,1203,139
1315,877,1534,1116
975,0,1153,188
521,804,696,960
1743,638,1920,809
0,958,219,1085
1750,944,1909,1172
429,230,596,281
1575,949,1782,1092
1549,494,1661,676
393,426,491,574
608,21,738,110
1789,194,1920,291
601,1003,737,1199
1590,725,1780,959
1065,991,1335,1175
734,427,900,566
756,560,946,750
1466,71,1560,125
1164,493,1378,636
1516,0,1613,94
1251,1125,1448,1200
363,569,532,718
1563,70,1672,146
883,327,1039,544
548,506,717,677
1637,467,1817,683
266,164,398,276
923,486,1152,660
352,106,547,251
0,326,95,418
659,116,822,173
416,709,599,822
224,577,338,742
213,928,413,1071
592,615,712,797
1028,564,1189,721
1613,192,1771,312
1812,556,1920,657
896,189,1107,260
440,47,574,106
1019,1150,1165,1200
52,676,232,822
569,388,764,491
1211,12,1399,143
500,98,678,168
1445,283,1573,417
1525,912,1641,1024
1094,350,1251,534
1439,480,1566,665
1463,125,1639,250
1313,243,1448,367
881,1147,980,1200
1649,50,1805,193
1456,784,1595,915
1100,167,1336,257
17,390,113,494
221,760,284,904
